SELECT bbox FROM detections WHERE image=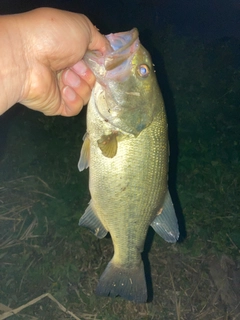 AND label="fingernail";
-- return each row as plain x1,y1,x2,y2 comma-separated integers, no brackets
72,61,88,76
63,86,76,101
64,69,80,87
